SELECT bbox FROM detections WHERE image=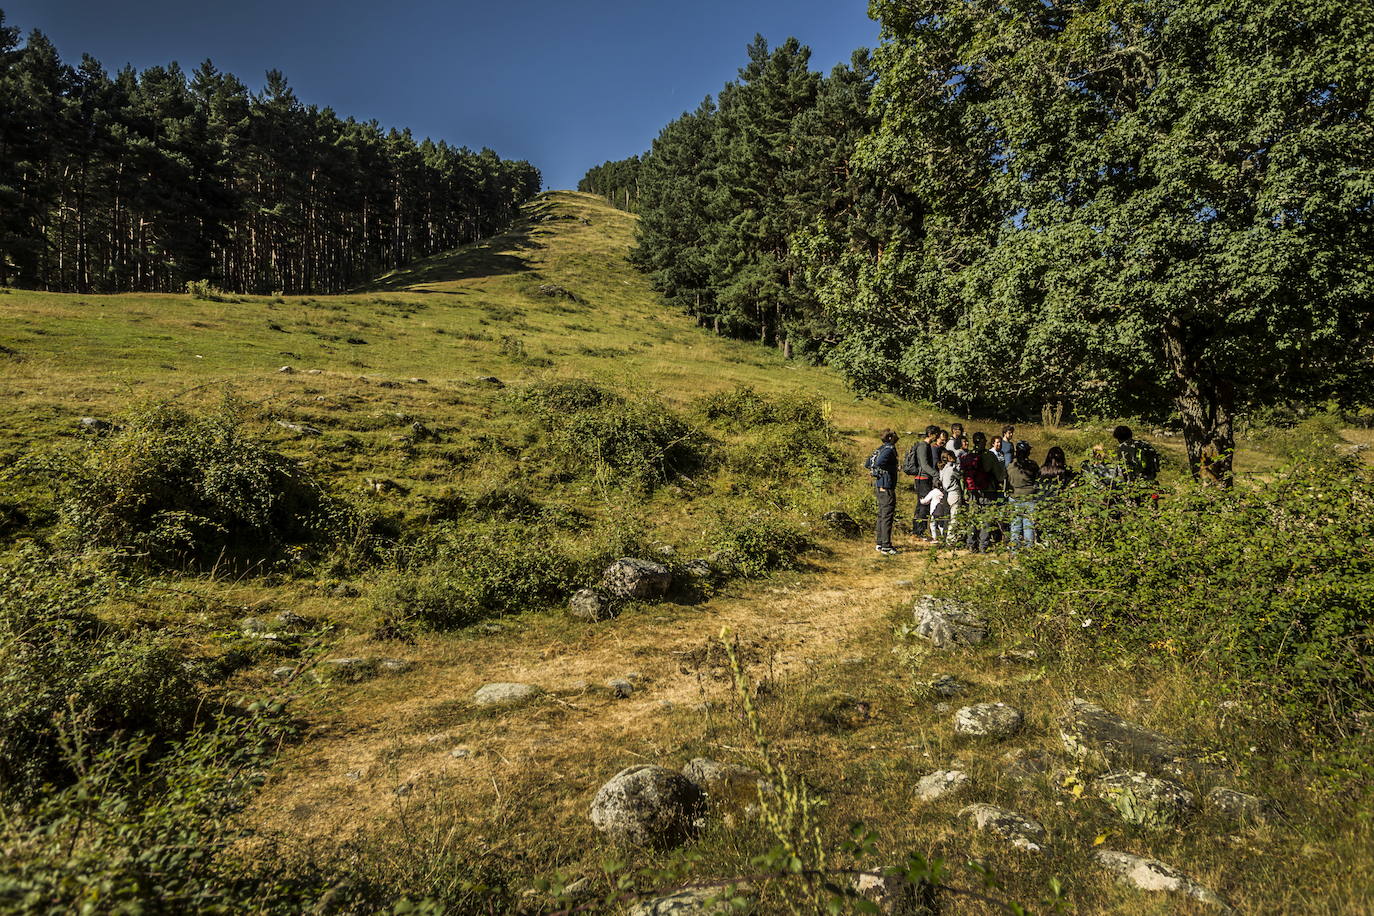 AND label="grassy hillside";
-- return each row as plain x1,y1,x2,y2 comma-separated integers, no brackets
1,192,1370,915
